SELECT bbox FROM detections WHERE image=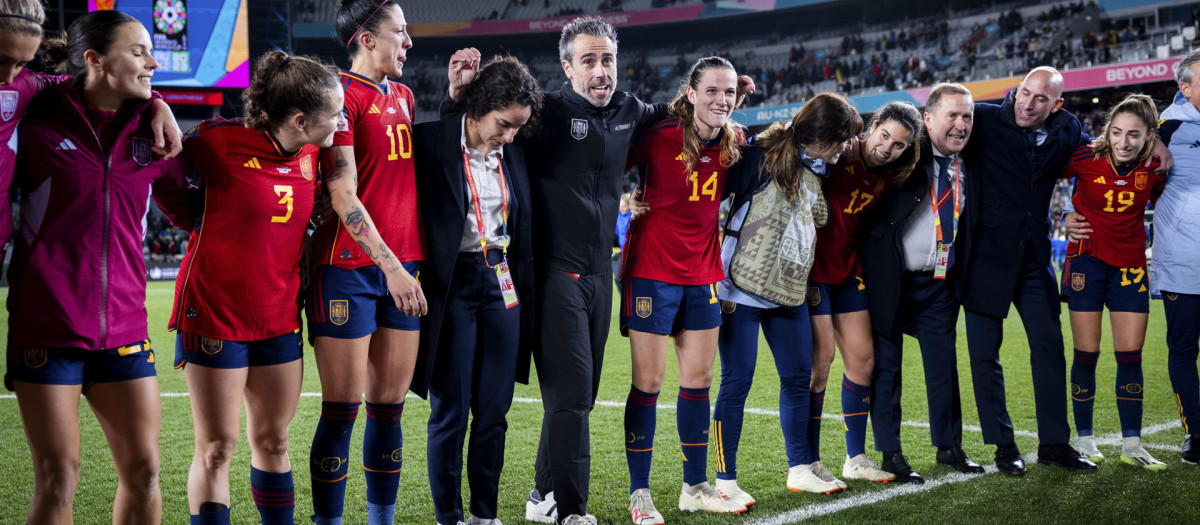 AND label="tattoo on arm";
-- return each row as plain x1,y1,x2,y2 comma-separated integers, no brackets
325,170,344,183
335,148,350,168
380,242,393,260
356,240,375,259
345,208,368,236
